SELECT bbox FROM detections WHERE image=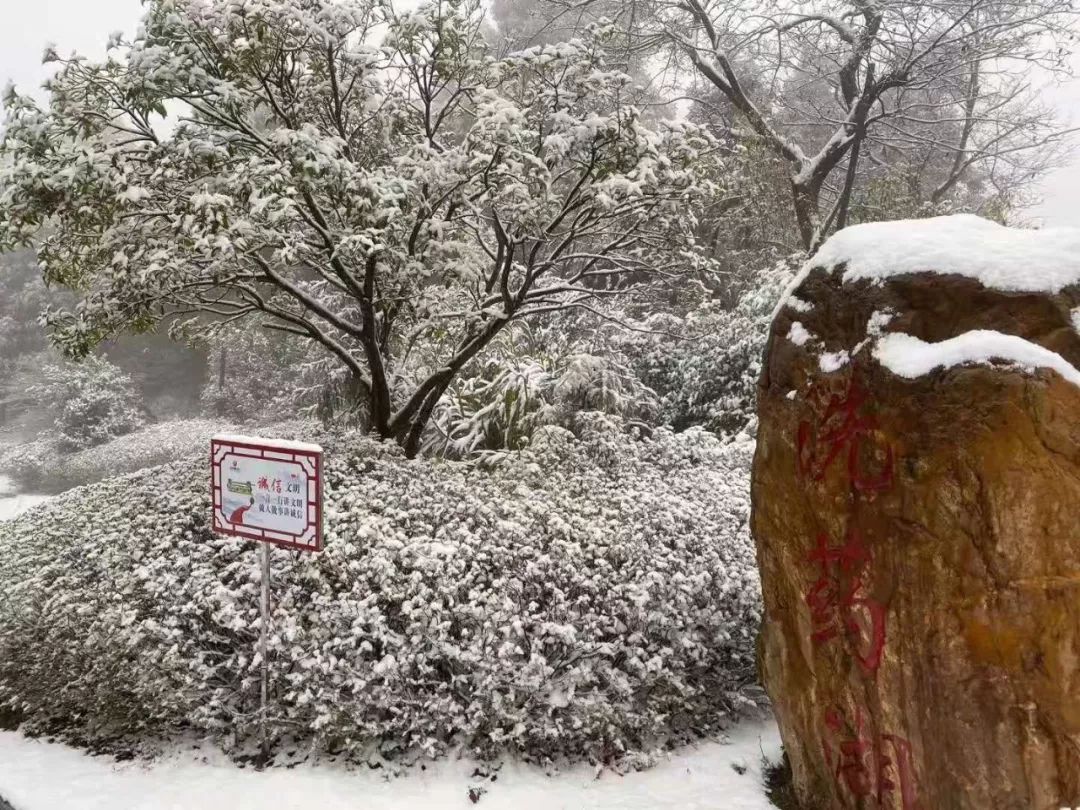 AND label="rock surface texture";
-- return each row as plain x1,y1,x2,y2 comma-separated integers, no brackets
752,215,1080,810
